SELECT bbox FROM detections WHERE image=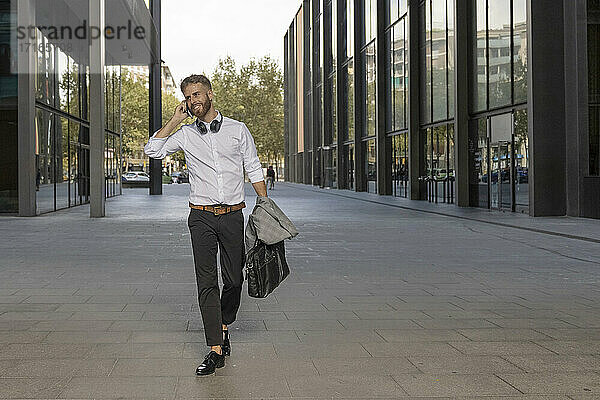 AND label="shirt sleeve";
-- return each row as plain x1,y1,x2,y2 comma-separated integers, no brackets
143,128,184,159
240,123,264,183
